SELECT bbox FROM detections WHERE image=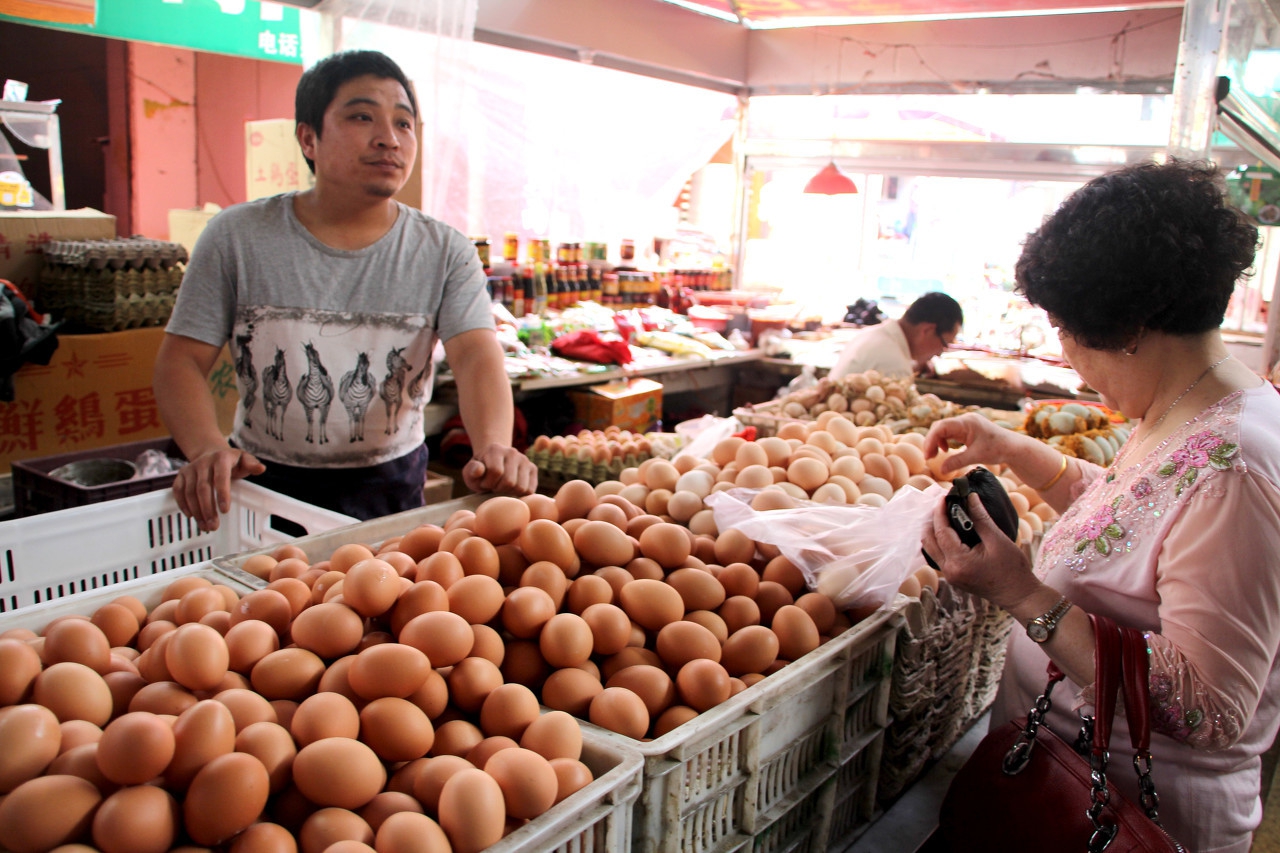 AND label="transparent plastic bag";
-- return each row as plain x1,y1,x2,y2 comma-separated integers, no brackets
134,449,186,477
672,414,741,462
704,482,946,611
